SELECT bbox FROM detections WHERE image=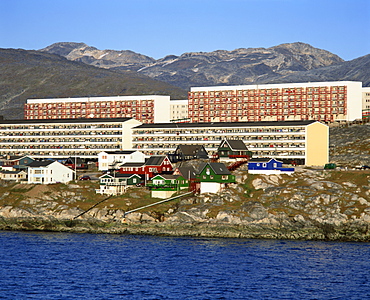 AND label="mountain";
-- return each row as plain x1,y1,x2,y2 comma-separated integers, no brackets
40,42,156,71
42,42,362,89
0,48,187,119
266,54,370,87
